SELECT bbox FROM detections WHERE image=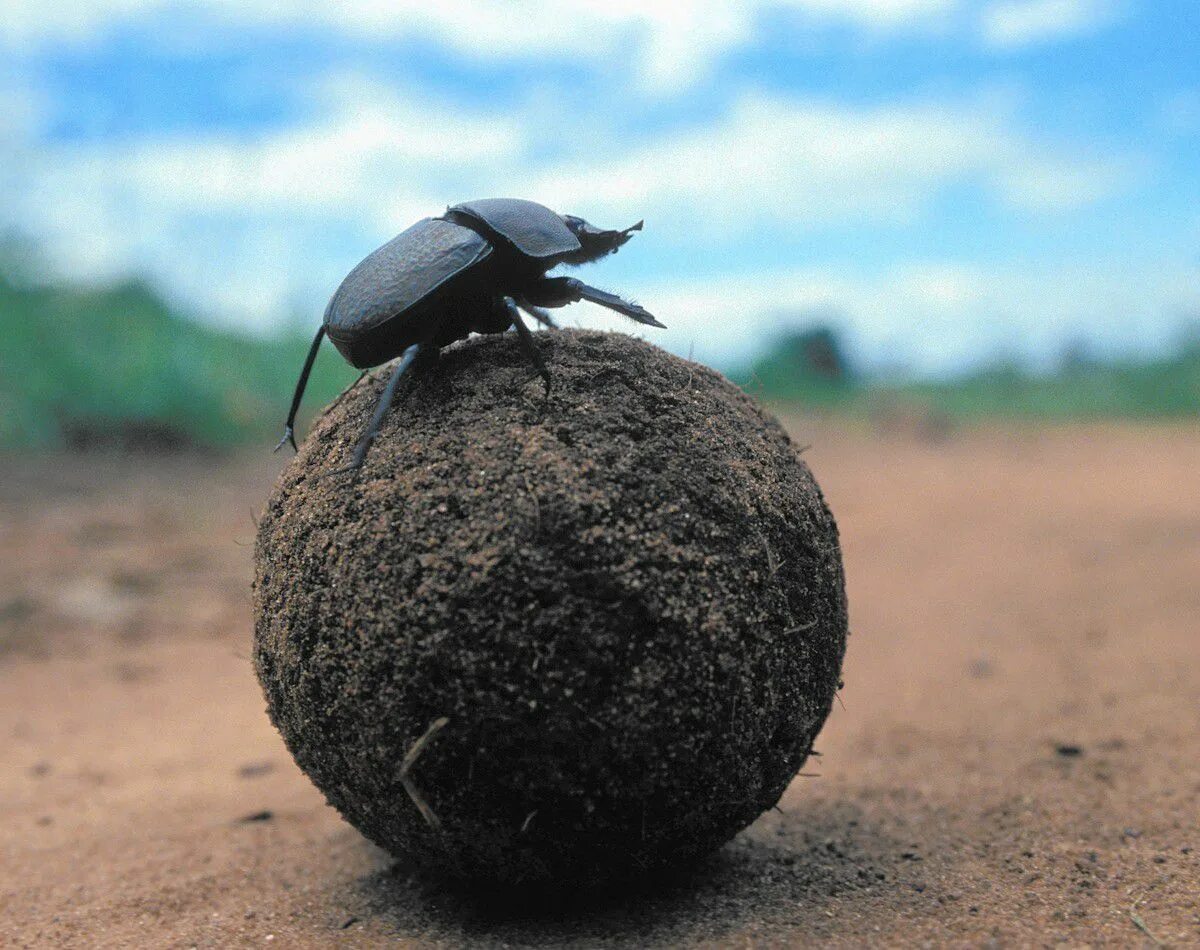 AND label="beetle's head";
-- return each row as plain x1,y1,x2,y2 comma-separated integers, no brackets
559,215,643,265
